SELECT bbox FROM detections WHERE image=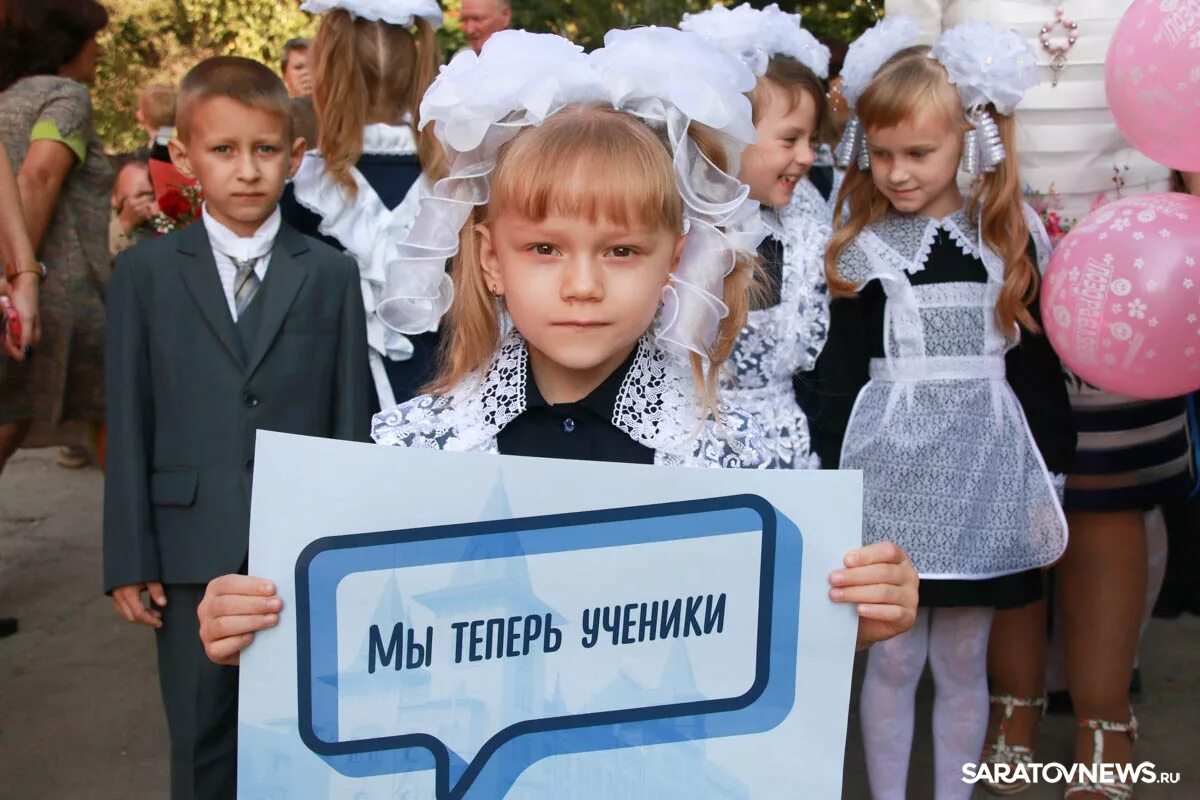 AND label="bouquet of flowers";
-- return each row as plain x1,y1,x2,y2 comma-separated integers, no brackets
1024,183,1075,247
148,184,203,235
